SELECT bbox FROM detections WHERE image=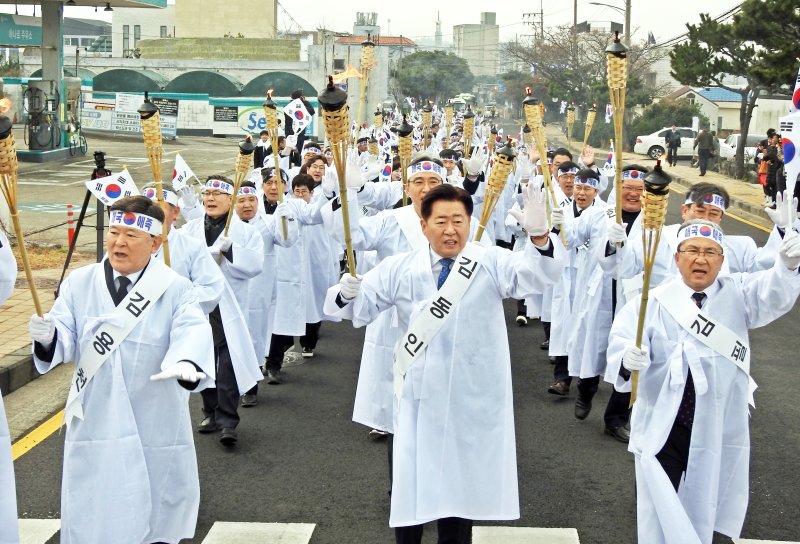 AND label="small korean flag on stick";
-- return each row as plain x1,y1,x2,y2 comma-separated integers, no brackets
780,112,800,219
791,63,800,113
283,98,311,133
172,153,196,190
85,168,139,206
